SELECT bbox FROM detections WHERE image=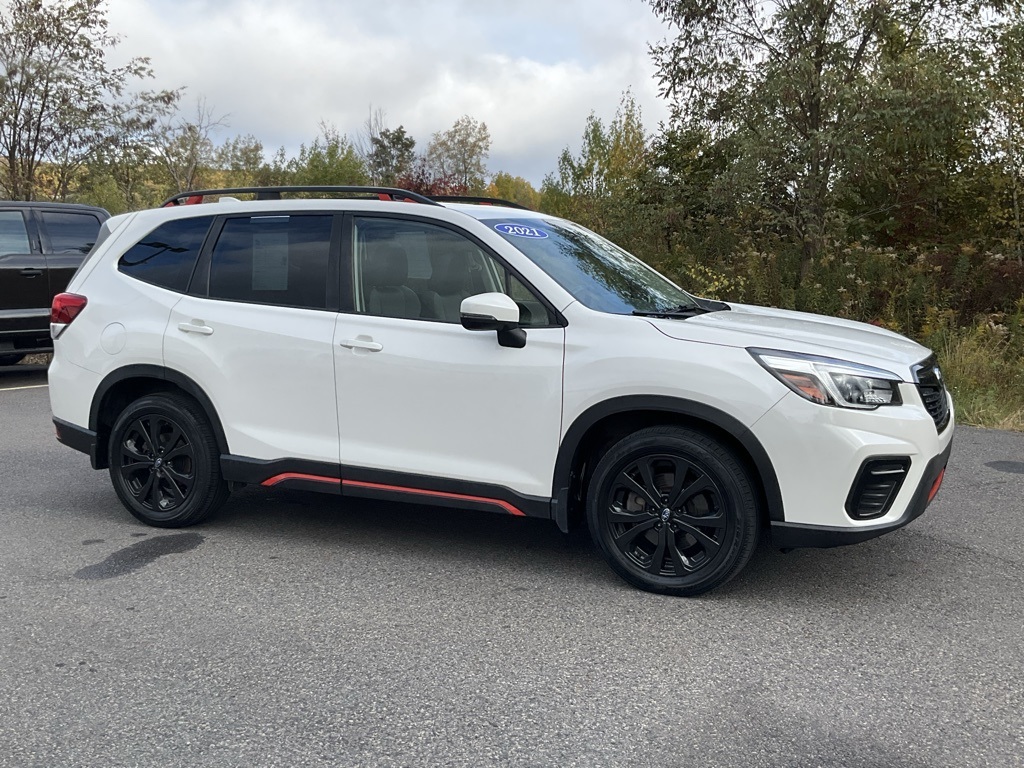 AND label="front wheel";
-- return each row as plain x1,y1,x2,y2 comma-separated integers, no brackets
108,392,229,527
586,426,759,596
